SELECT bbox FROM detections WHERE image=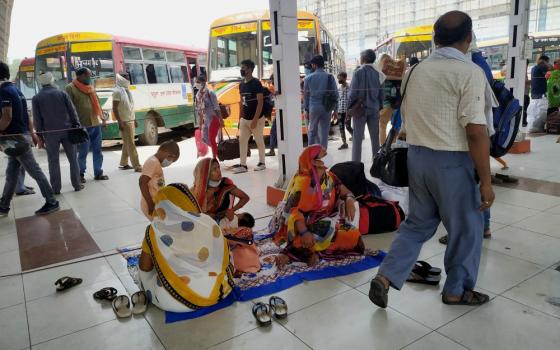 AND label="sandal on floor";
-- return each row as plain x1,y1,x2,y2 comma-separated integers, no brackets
131,291,148,315
119,165,133,170
438,235,448,245
55,276,83,292
413,261,441,276
252,302,272,326
94,174,109,181
368,276,389,309
112,295,132,318
442,290,490,306
494,174,518,183
16,189,36,196
269,296,288,319
406,271,441,286
93,287,118,301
